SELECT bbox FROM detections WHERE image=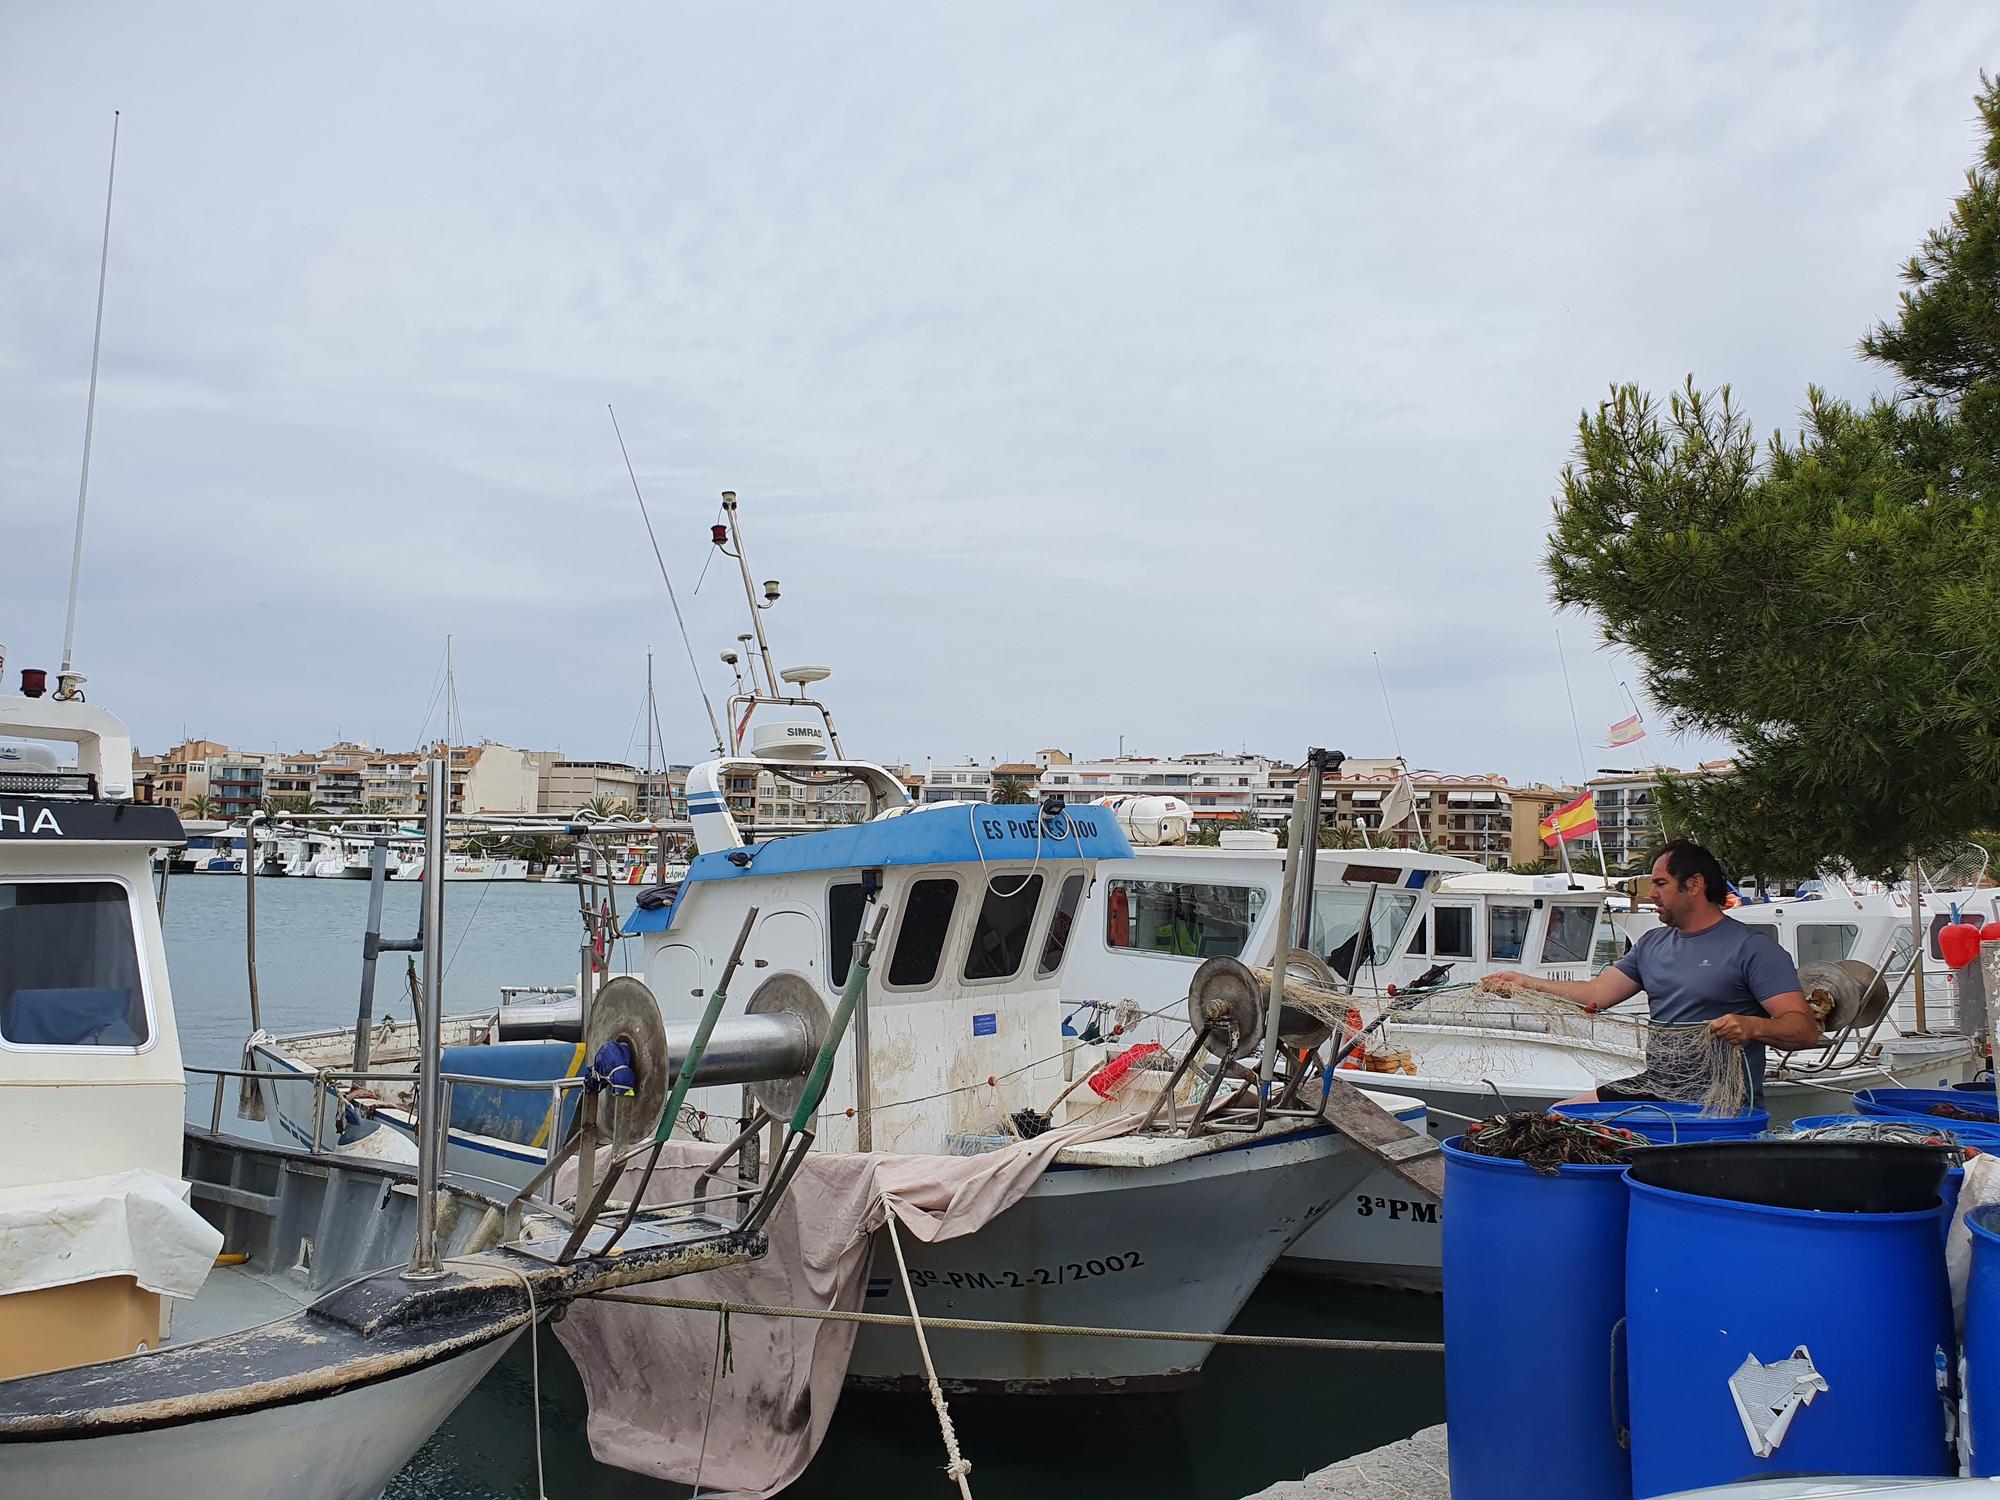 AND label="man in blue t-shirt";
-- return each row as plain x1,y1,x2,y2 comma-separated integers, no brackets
1481,839,1818,1102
